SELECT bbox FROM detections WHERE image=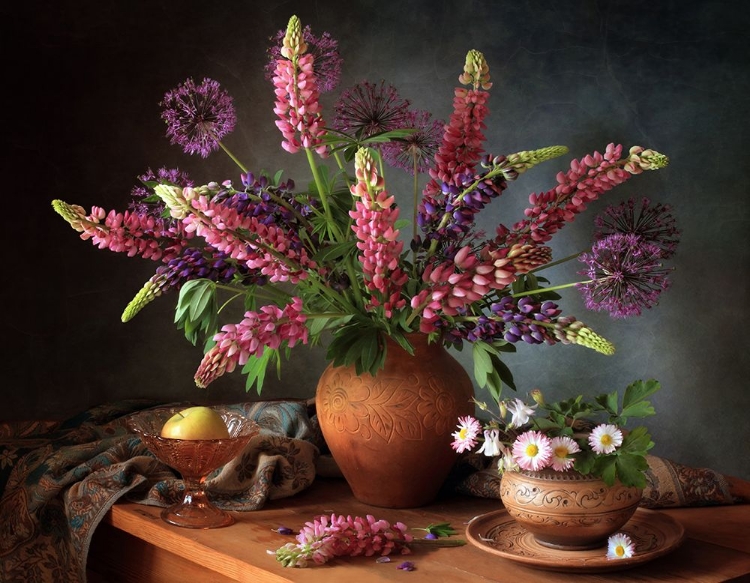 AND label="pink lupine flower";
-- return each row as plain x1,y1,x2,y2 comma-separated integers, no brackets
500,144,668,246
425,49,493,196
272,16,327,155
194,298,308,388
51,200,189,263
410,244,517,333
185,194,315,284
349,148,408,317
274,513,412,568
